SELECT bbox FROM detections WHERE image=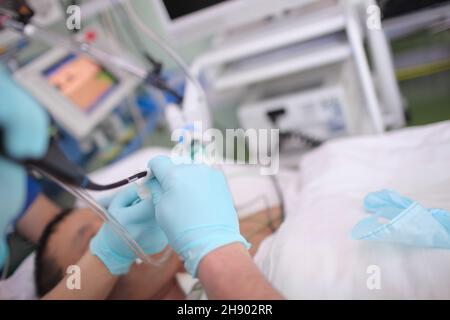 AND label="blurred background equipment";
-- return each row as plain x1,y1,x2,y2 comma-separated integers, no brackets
0,0,449,169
